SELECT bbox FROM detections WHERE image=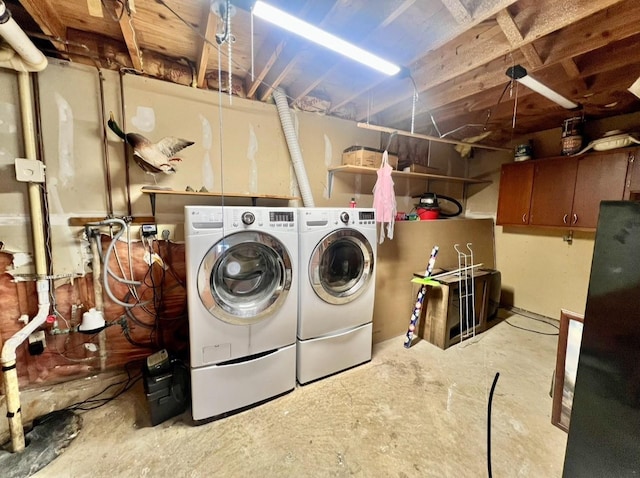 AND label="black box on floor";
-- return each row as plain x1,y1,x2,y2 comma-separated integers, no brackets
143,359,189,426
